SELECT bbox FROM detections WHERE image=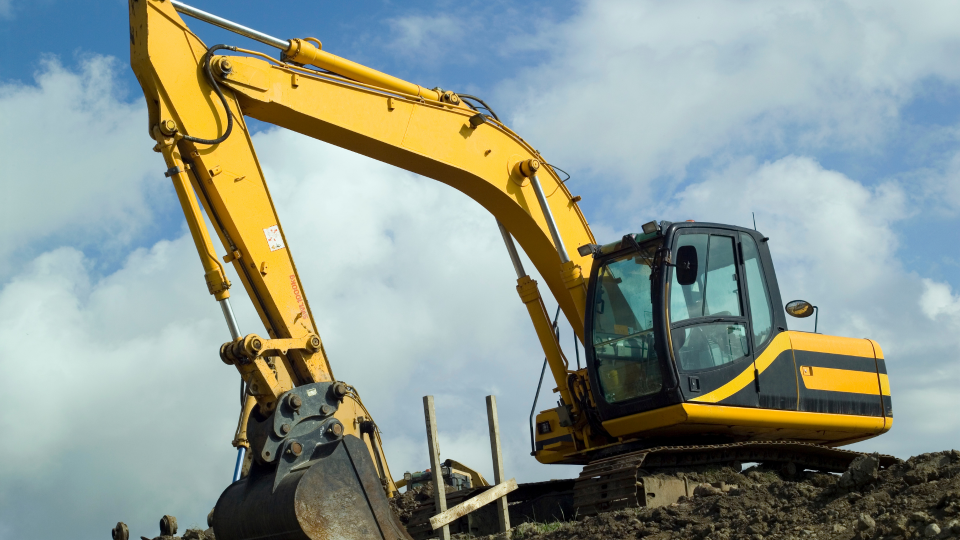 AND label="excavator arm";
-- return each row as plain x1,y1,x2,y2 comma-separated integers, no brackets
129,1,598,538
131,0,595,411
